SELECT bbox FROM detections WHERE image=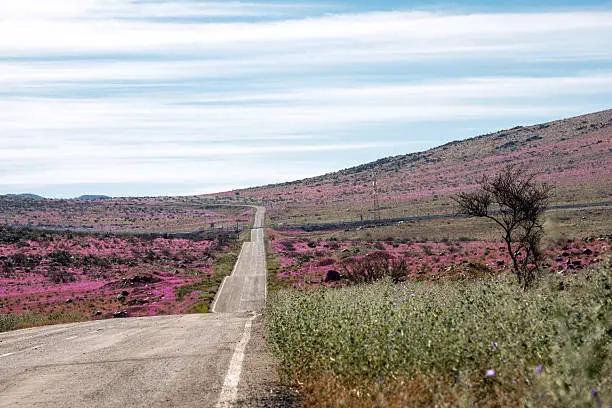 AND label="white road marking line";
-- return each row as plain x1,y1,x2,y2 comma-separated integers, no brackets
64,336,78,340
216,314,257,408
1,352,15,358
